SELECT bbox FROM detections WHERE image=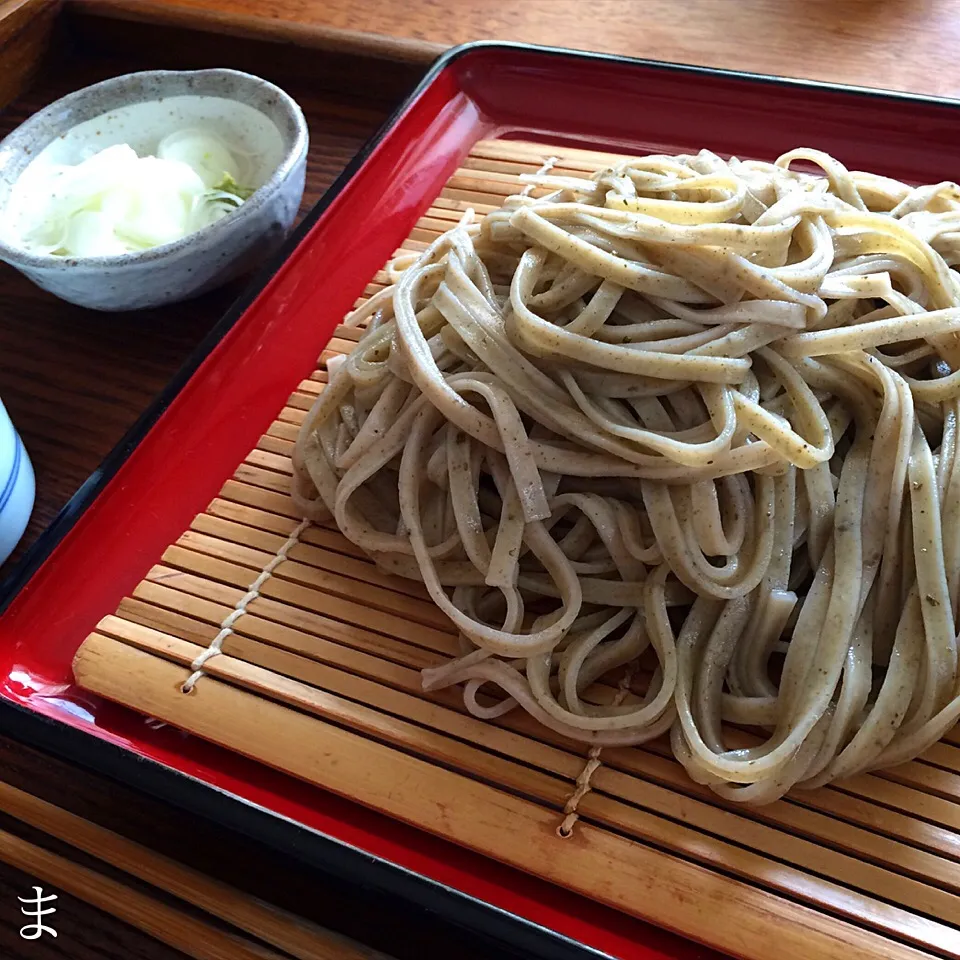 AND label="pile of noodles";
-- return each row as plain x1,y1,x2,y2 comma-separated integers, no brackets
292,146,960,803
